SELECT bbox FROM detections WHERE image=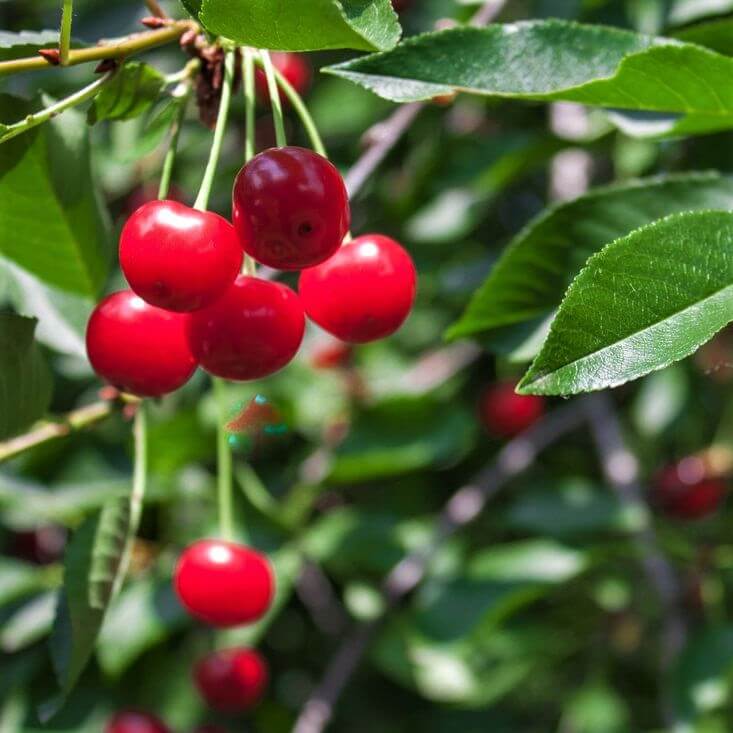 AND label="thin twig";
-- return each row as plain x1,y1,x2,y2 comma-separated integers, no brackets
469,0,507,26
144,0,169,18
292,400,588,733
296,561,349,636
